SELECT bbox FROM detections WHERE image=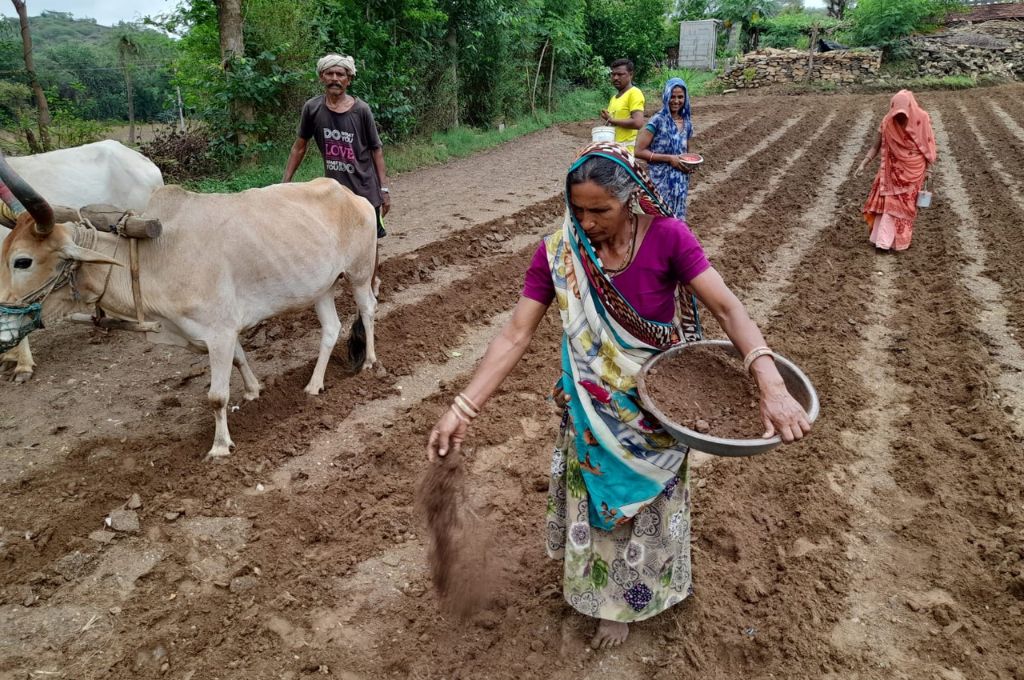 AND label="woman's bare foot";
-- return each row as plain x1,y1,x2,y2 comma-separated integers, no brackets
591,619,629,649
